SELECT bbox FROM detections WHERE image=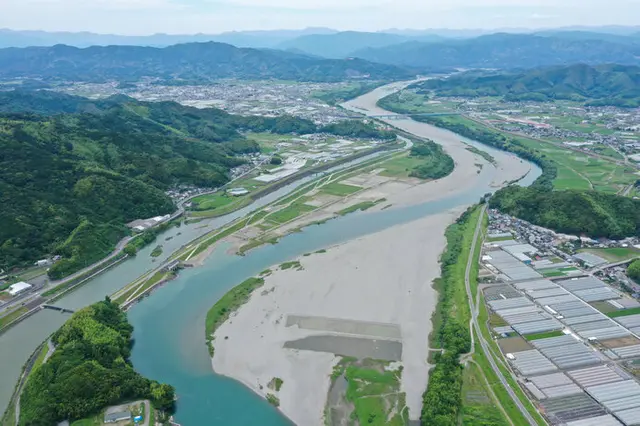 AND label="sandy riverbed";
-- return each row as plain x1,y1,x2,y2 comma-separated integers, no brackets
209,82,532,425
212,210,461,425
